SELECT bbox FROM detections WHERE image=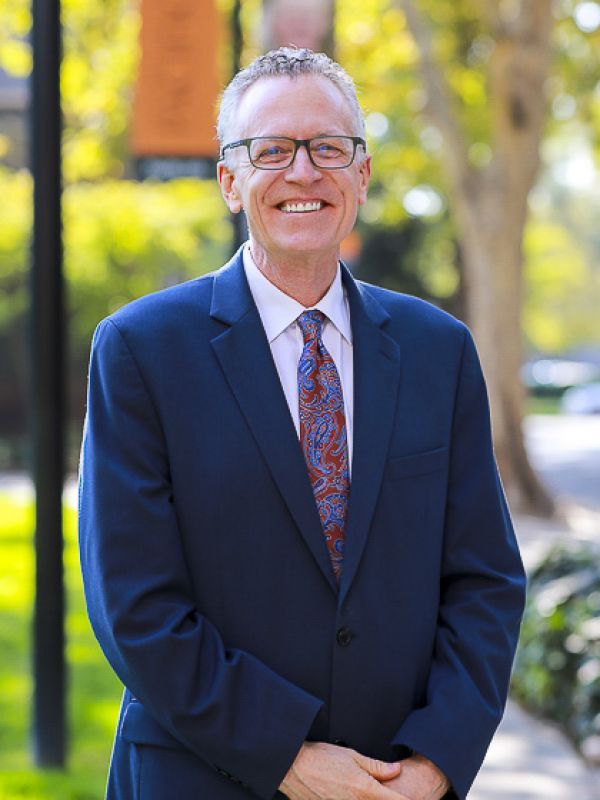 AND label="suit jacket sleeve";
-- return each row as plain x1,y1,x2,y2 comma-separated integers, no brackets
78,318,322,799
390,329,526,799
